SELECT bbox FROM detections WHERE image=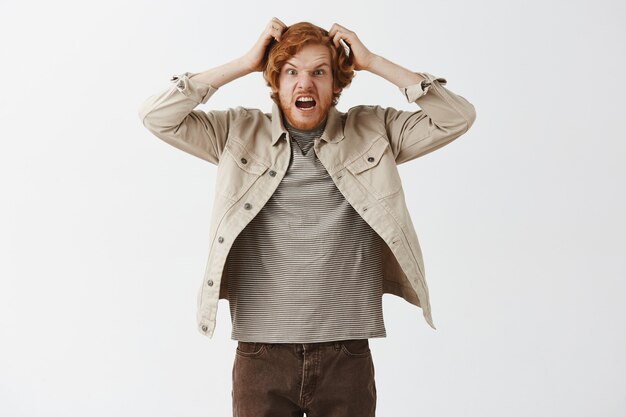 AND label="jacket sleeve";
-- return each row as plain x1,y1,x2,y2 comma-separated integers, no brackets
138,71,241,165
379,72,476,165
